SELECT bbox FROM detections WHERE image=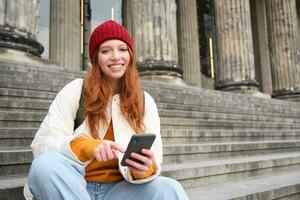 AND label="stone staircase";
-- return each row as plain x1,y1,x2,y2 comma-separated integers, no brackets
1,60,300,200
